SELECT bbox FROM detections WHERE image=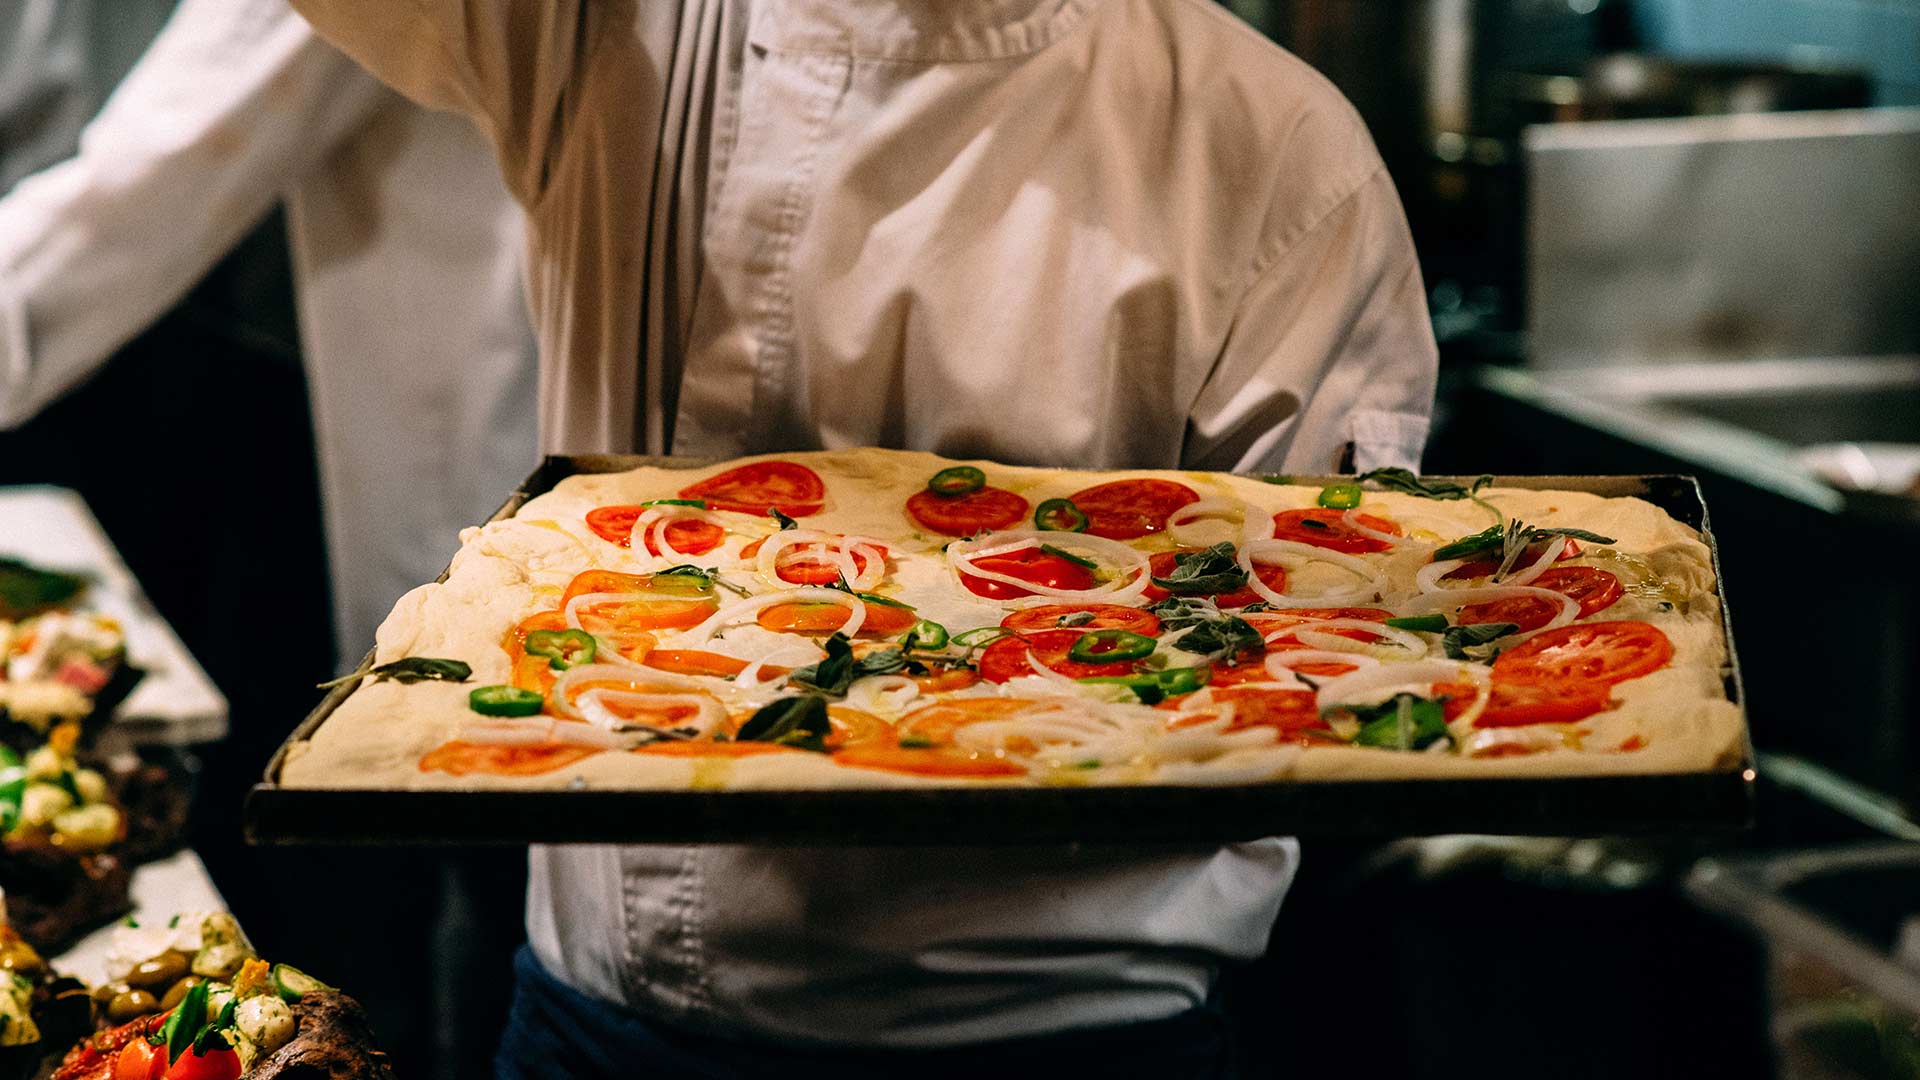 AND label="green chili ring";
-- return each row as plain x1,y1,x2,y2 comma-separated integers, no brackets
1077,667,1210,704
1067,629,1157,664
1317,483,1364,510
524,628,598,670
641,498,708,509
469,685,545,717
902,619,950,651
926,466,986,497
1034,498,1090,532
